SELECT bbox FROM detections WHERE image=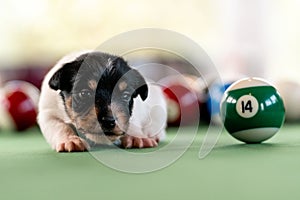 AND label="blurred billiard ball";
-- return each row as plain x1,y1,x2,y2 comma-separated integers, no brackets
275,80,300,122
207,81,233,125
0,81,40,131
220,77,285,143
161,75,201,127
